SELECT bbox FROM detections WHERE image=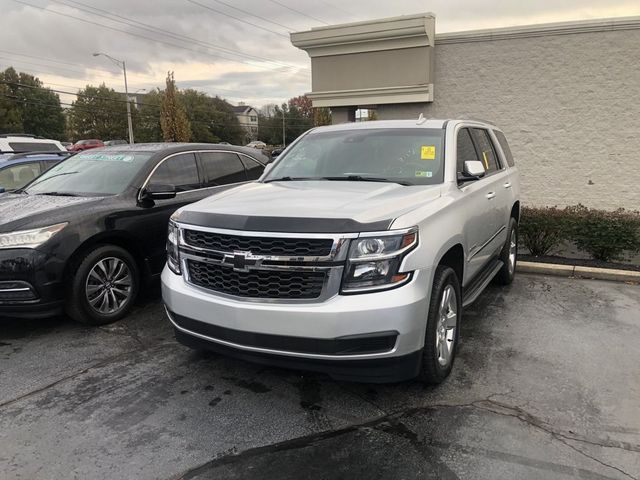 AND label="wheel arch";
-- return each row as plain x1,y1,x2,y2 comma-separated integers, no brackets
511,201,520,223
436,243,465,285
